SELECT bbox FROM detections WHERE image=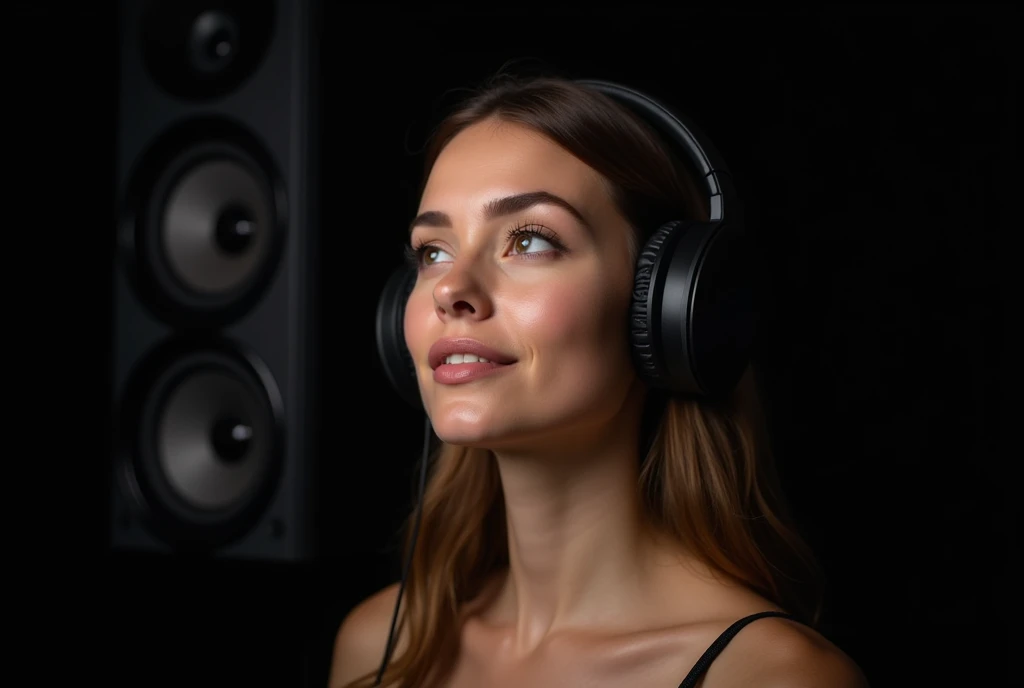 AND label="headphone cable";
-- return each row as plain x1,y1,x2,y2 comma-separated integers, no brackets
374,412,431,686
